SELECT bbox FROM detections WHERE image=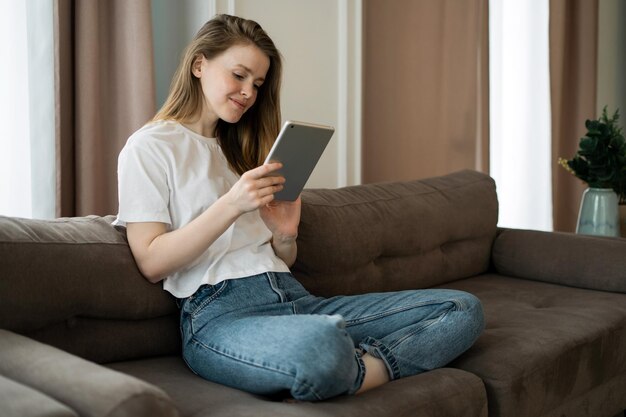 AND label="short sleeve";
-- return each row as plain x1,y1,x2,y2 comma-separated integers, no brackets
115,137,171,226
